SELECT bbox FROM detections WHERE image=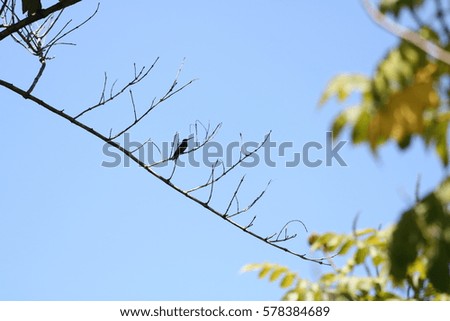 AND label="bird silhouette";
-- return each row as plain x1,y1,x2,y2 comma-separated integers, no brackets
22,0,42,17
171,137,192,160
